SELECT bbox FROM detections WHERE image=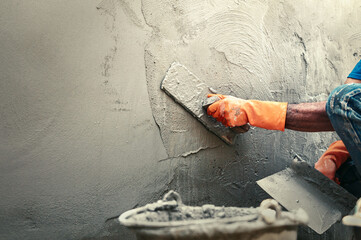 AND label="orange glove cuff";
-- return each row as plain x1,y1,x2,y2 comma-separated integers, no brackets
245,100,288,131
